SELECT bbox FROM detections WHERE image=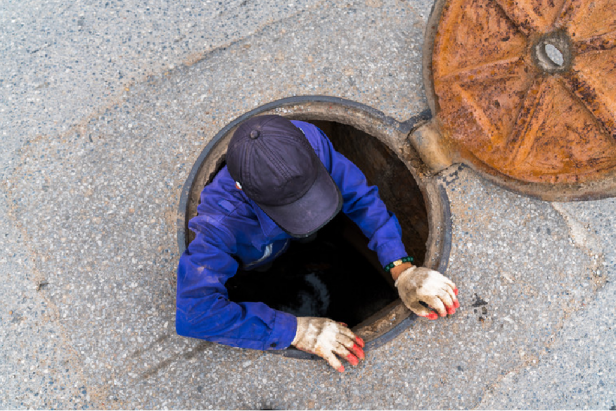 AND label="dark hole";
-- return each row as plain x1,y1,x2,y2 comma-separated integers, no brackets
226,213,398,327
204,121,428,327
